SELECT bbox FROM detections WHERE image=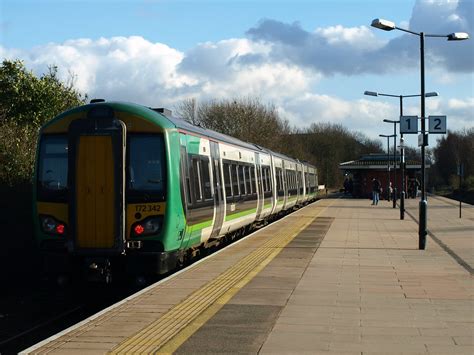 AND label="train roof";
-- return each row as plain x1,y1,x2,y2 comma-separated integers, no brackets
43,101,315,168
157,109,270,154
